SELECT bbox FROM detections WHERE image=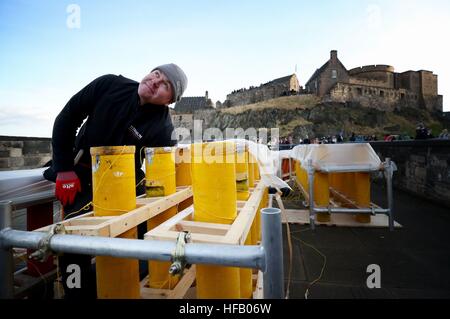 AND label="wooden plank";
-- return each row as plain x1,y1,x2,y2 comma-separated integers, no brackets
281,209,402,228
329,188,360,208
224,181,265,245
237,201,246,208
175,221,230,236
93,187,193,237
66,216,113,226
252,271,264,299
145,229,227,244
136,197,162,205
140,266,196,299
149,206,194,233
141,287,169,299
33,211,94,232
166,266,196,299
65,225,111,237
